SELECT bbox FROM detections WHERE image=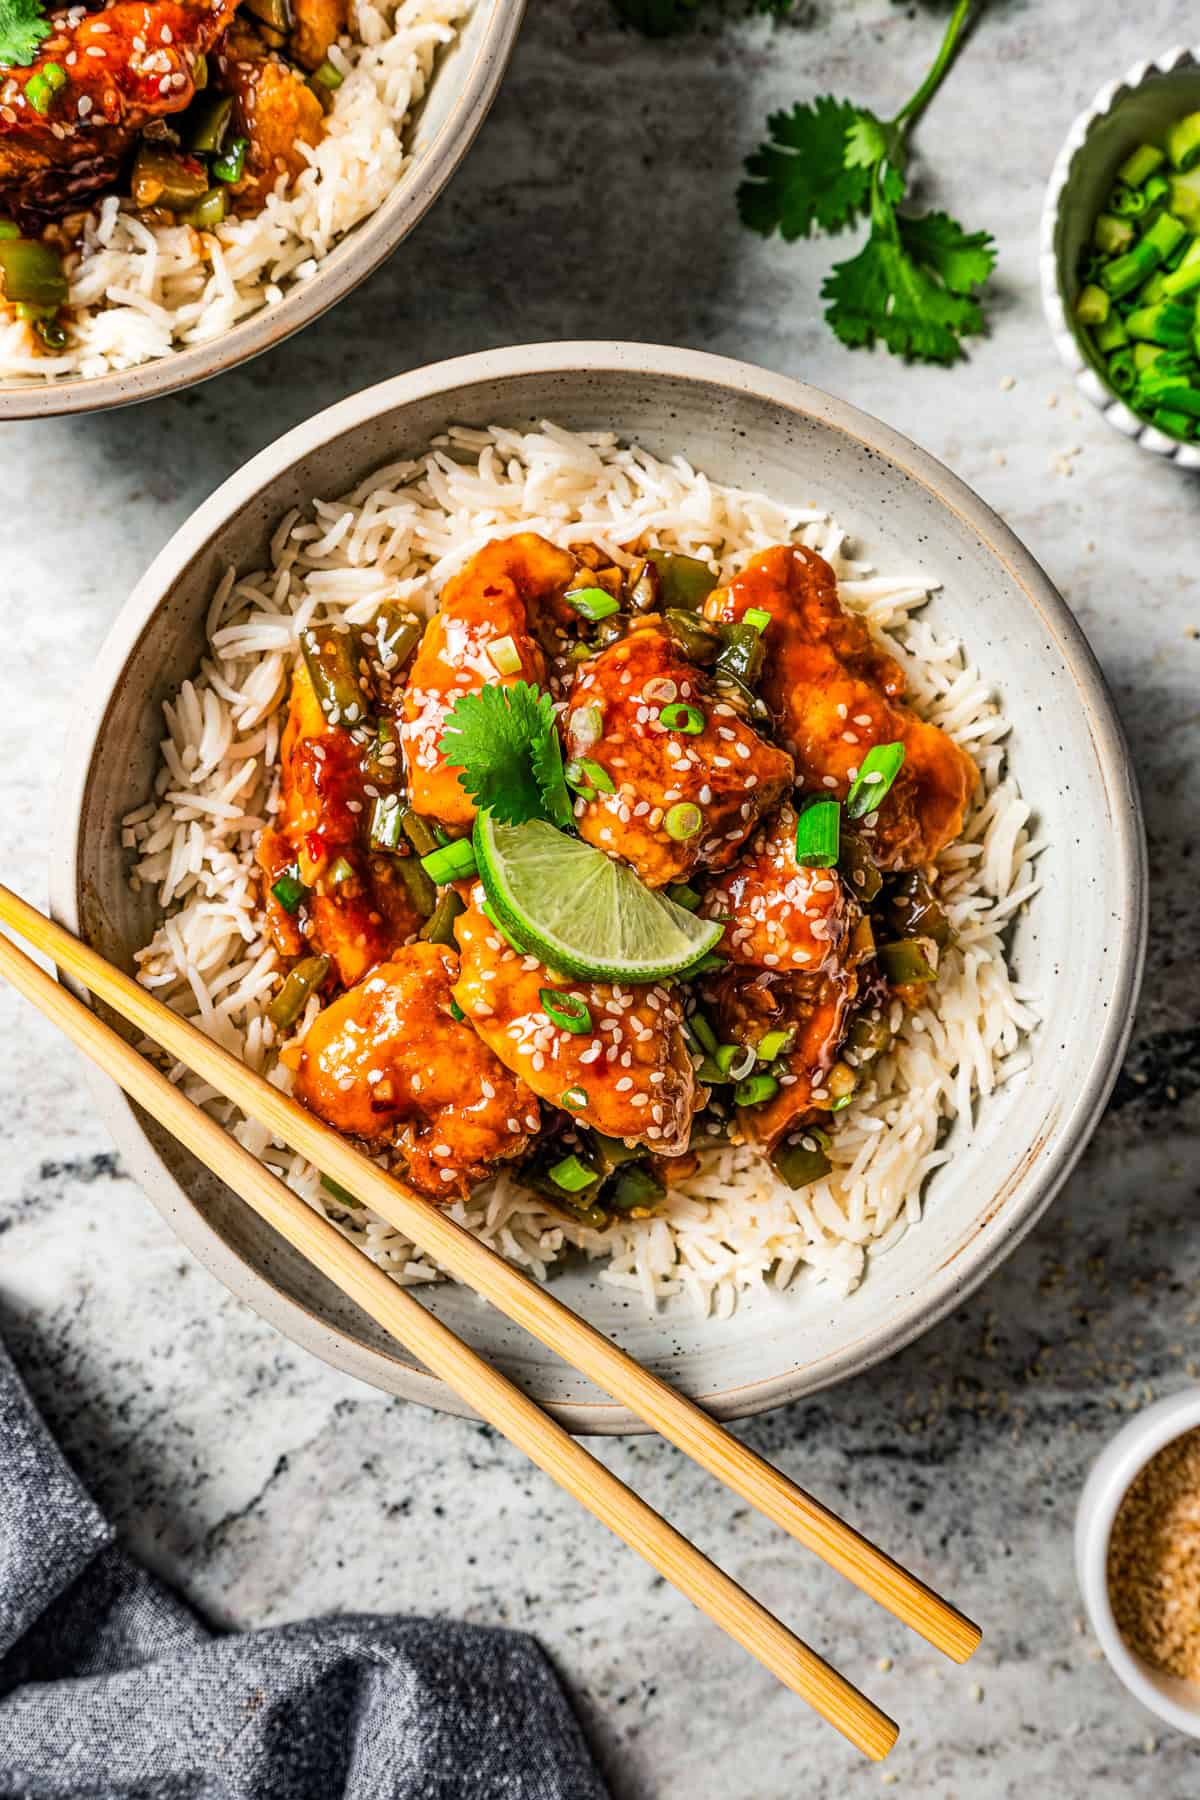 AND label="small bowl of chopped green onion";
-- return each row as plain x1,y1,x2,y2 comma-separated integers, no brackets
1041,43,1200,467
